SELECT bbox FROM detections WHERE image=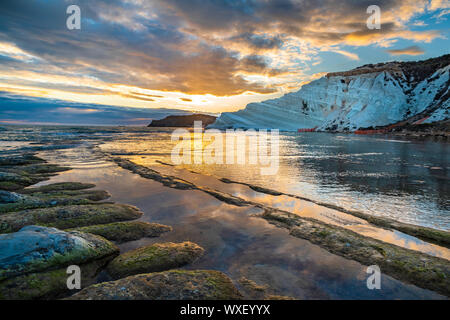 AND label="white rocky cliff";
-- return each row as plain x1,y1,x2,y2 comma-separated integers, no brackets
210,55,450,132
